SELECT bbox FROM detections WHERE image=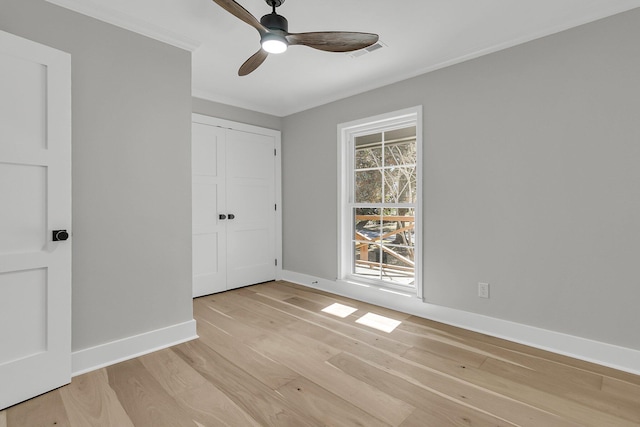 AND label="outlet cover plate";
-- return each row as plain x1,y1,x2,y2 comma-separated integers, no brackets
478,282,490,298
